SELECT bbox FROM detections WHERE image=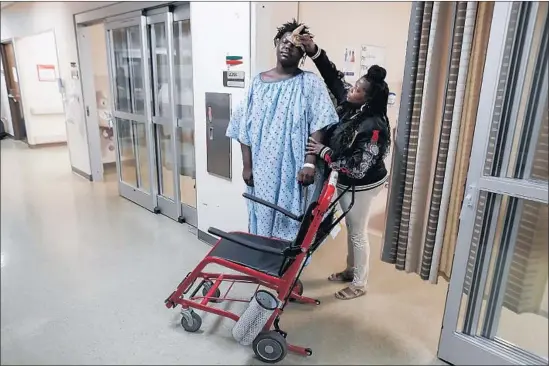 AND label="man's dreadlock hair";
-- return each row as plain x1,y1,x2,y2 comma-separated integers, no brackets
273,19,311,47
